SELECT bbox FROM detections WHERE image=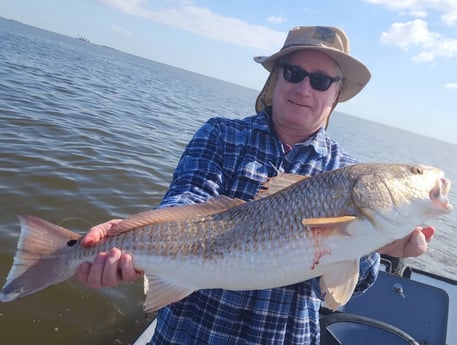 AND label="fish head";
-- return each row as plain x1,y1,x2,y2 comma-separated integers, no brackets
351,164,452,232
